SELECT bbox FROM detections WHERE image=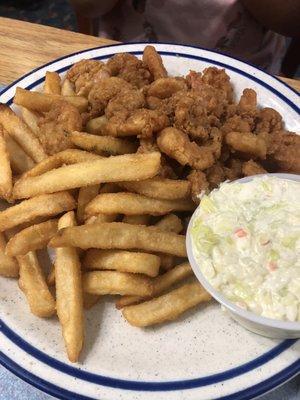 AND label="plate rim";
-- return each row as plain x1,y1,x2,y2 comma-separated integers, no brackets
0,318,297,390
0,42,299,400
1,349,299,400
